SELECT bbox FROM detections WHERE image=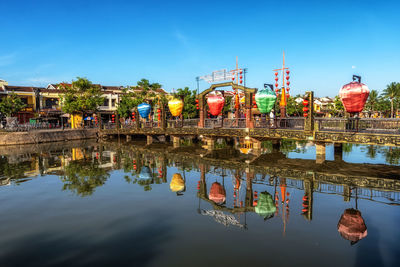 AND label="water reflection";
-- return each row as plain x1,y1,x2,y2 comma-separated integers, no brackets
0,140,399,264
